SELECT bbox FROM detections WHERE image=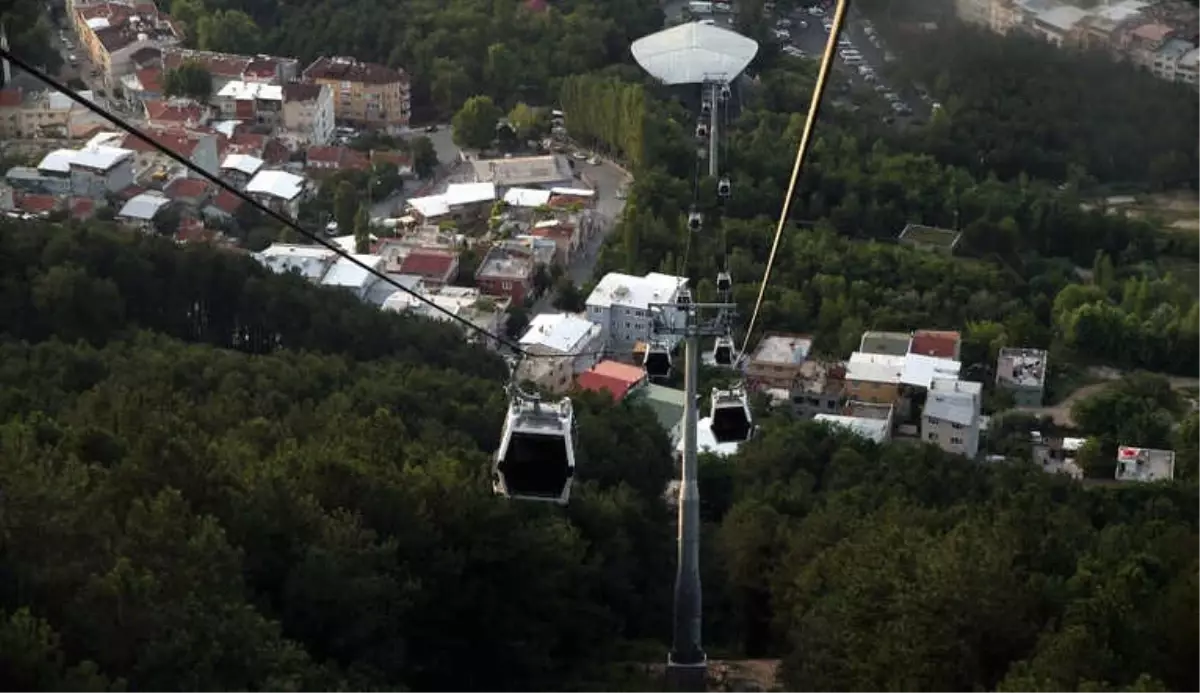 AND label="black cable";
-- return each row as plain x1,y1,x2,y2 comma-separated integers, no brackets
0,47,607,360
